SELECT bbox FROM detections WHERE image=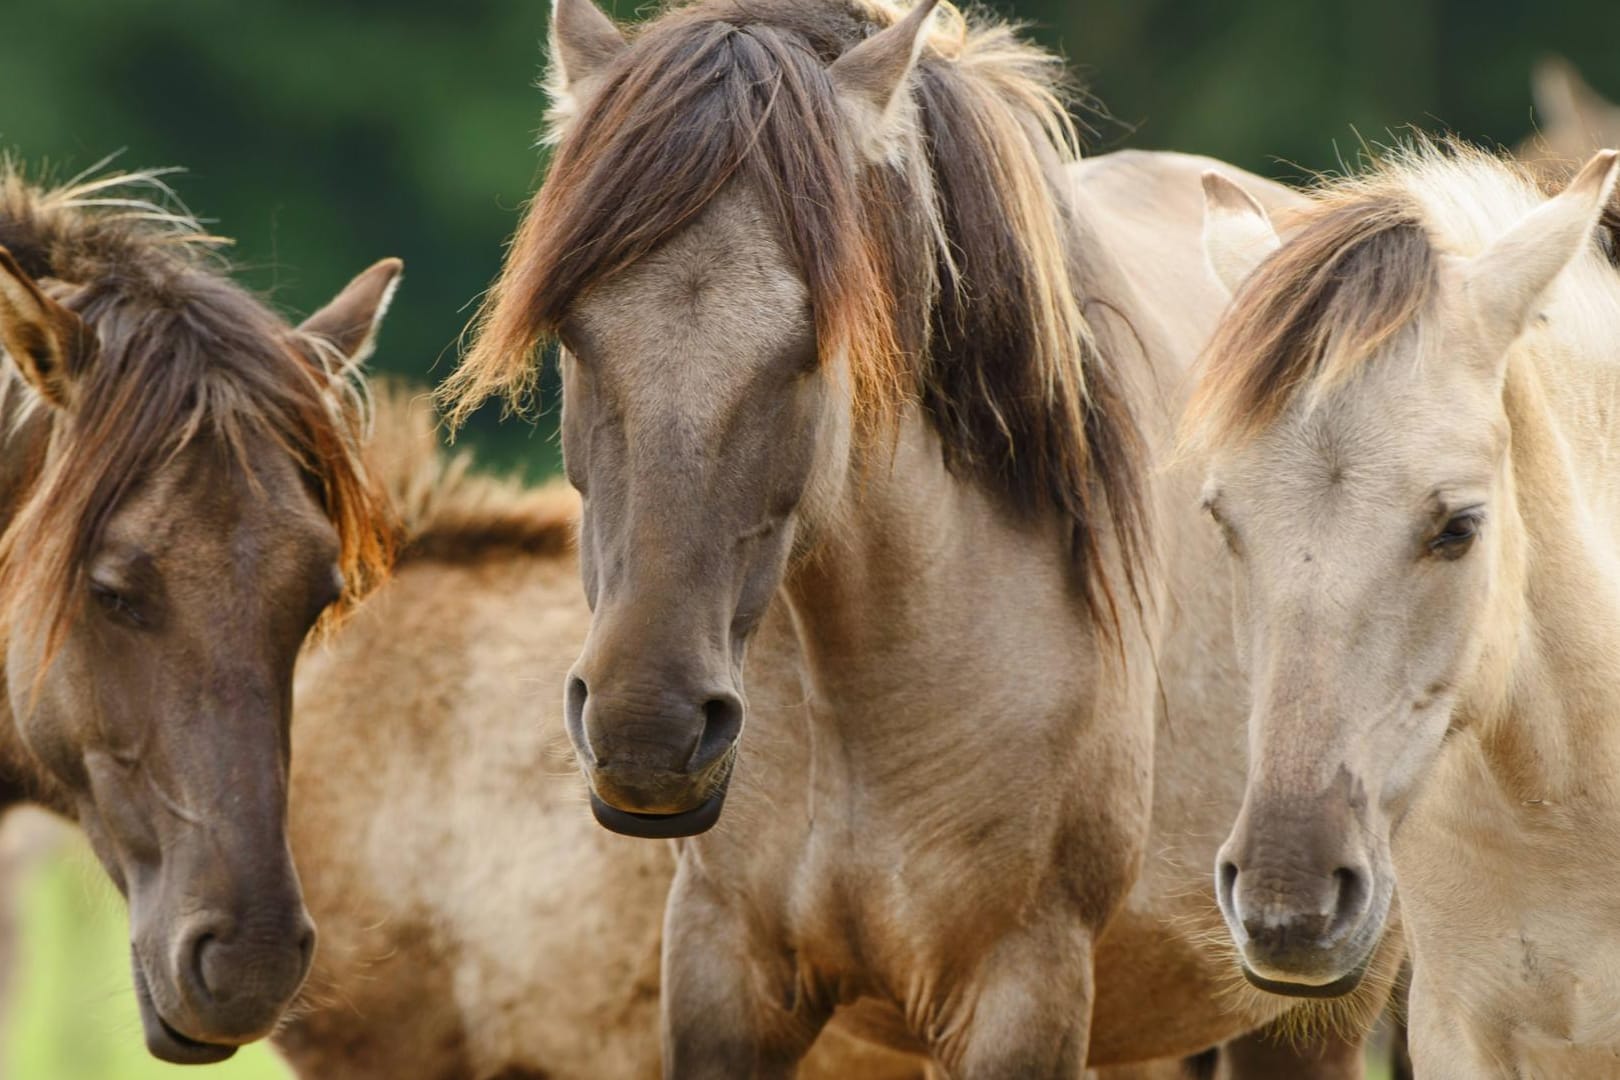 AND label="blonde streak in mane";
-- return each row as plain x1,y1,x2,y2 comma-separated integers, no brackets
965,52,1098,447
